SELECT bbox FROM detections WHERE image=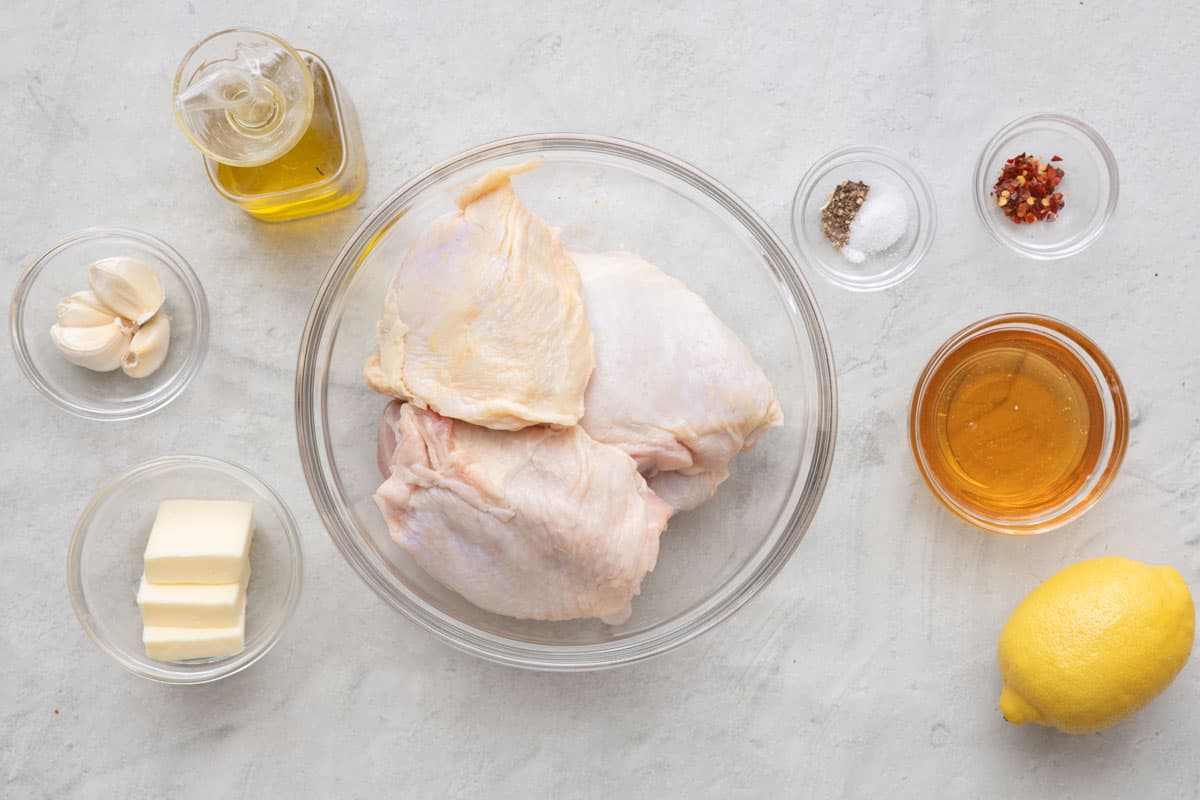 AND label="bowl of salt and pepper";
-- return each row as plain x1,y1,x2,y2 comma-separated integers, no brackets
791,113,1117,289
791,146,936,292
